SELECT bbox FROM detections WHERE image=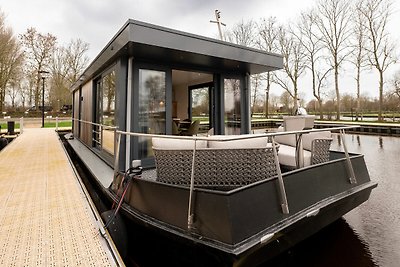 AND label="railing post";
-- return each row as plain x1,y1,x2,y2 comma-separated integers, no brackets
271,136,289,214
340,129,357,184
295,133,304,168
187,139,197,230
113,128,121,180
100,124,103,151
